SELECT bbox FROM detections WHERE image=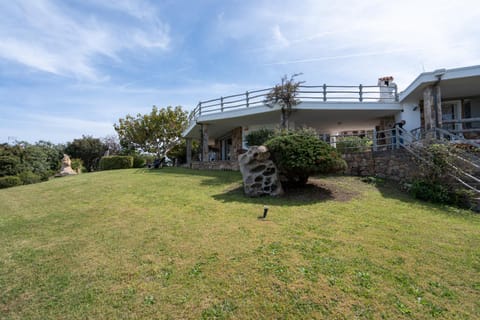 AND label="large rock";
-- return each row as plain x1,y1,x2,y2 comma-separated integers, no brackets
238,146,283,197
56,154,77,177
